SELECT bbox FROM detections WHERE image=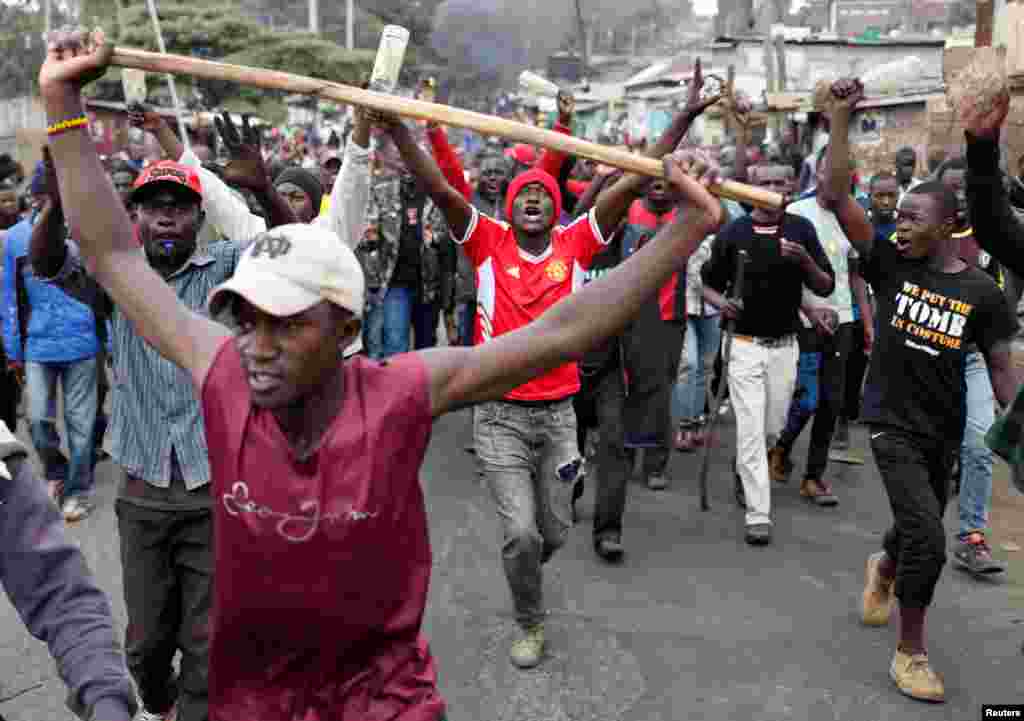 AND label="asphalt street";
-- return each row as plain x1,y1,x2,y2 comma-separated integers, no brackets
0,409,1021,720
